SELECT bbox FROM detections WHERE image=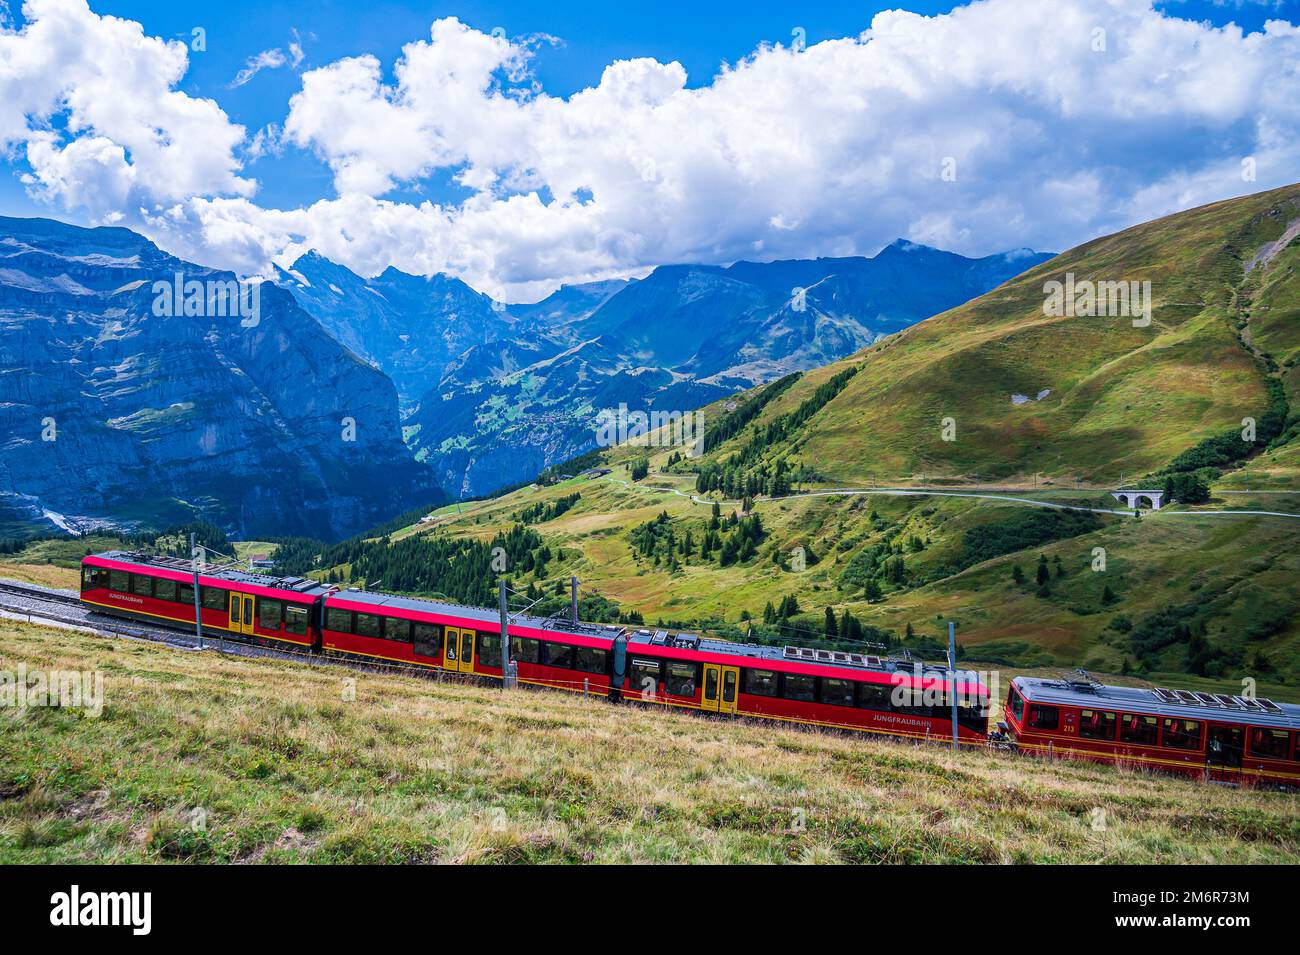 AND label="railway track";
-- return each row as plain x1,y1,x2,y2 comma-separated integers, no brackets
0,579,81,604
